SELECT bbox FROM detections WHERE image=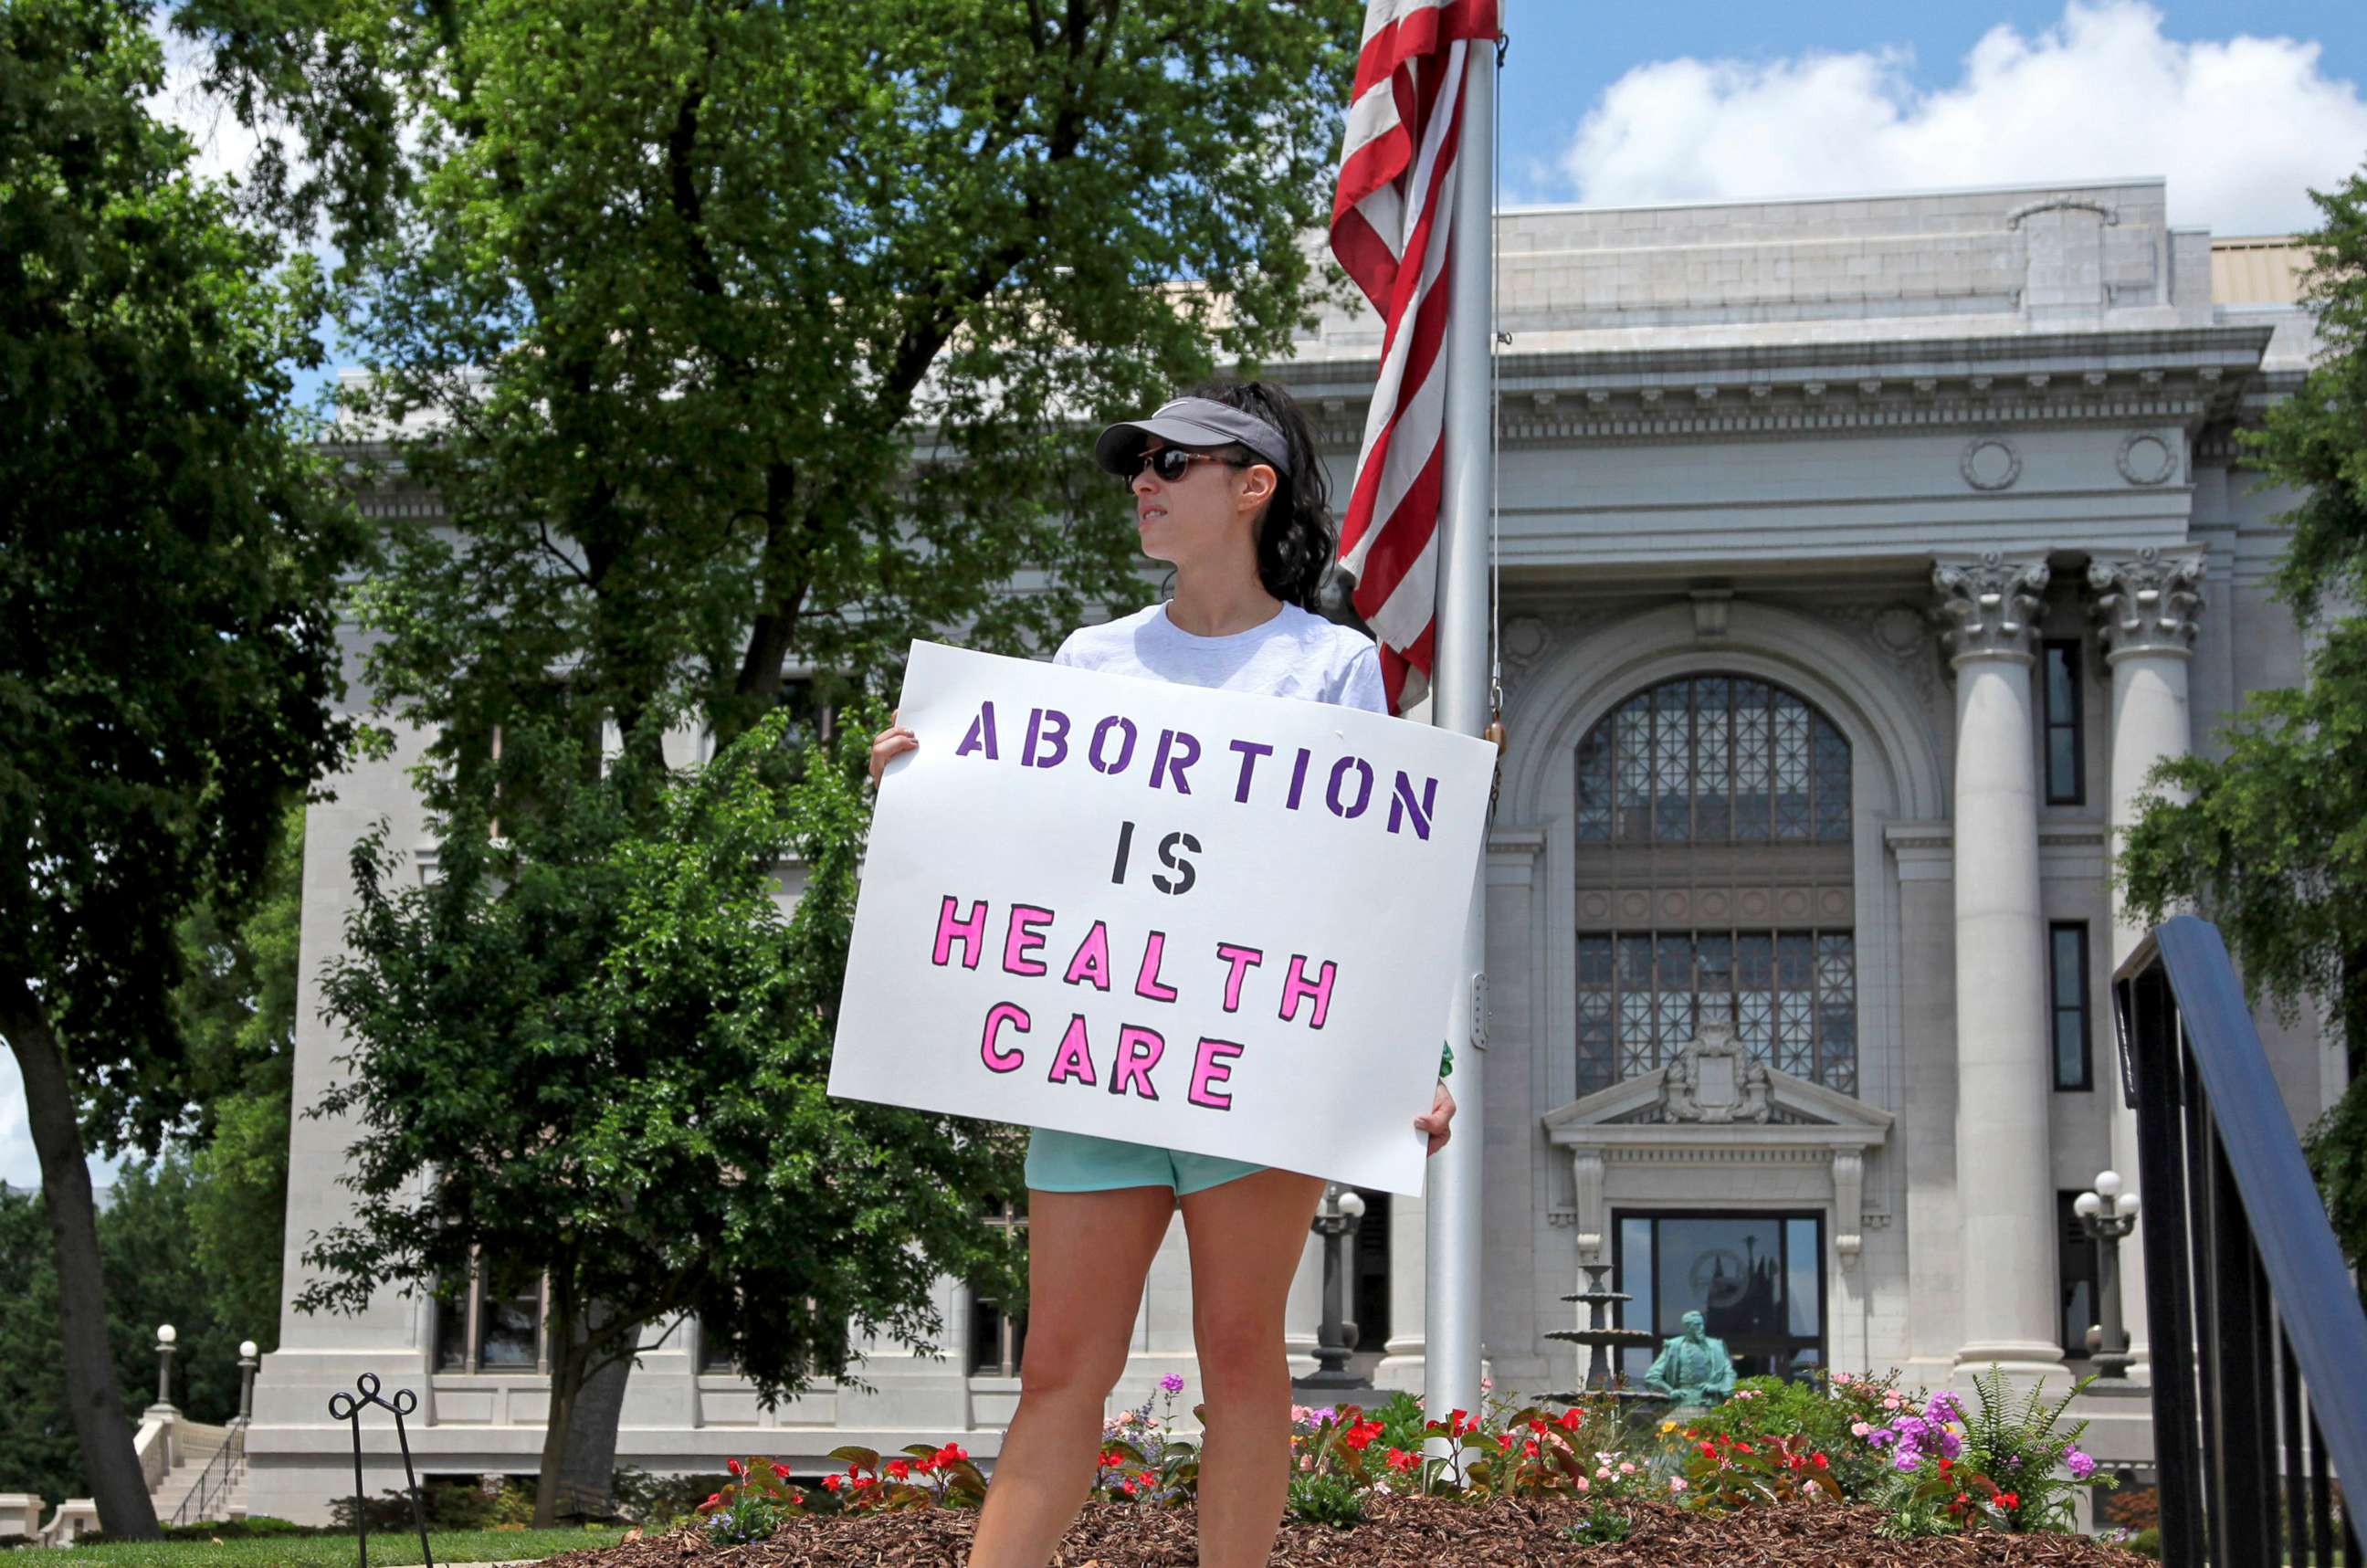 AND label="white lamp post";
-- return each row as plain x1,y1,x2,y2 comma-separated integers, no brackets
153,1323,178,1410
2074,1171,2142,1378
